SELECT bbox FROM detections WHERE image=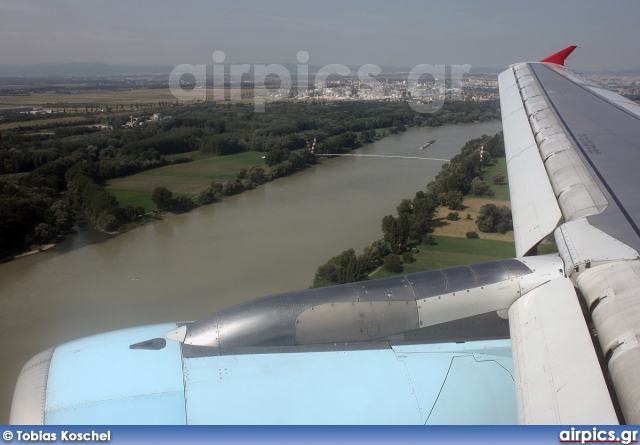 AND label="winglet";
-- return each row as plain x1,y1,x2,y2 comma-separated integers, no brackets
540,46,577,66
